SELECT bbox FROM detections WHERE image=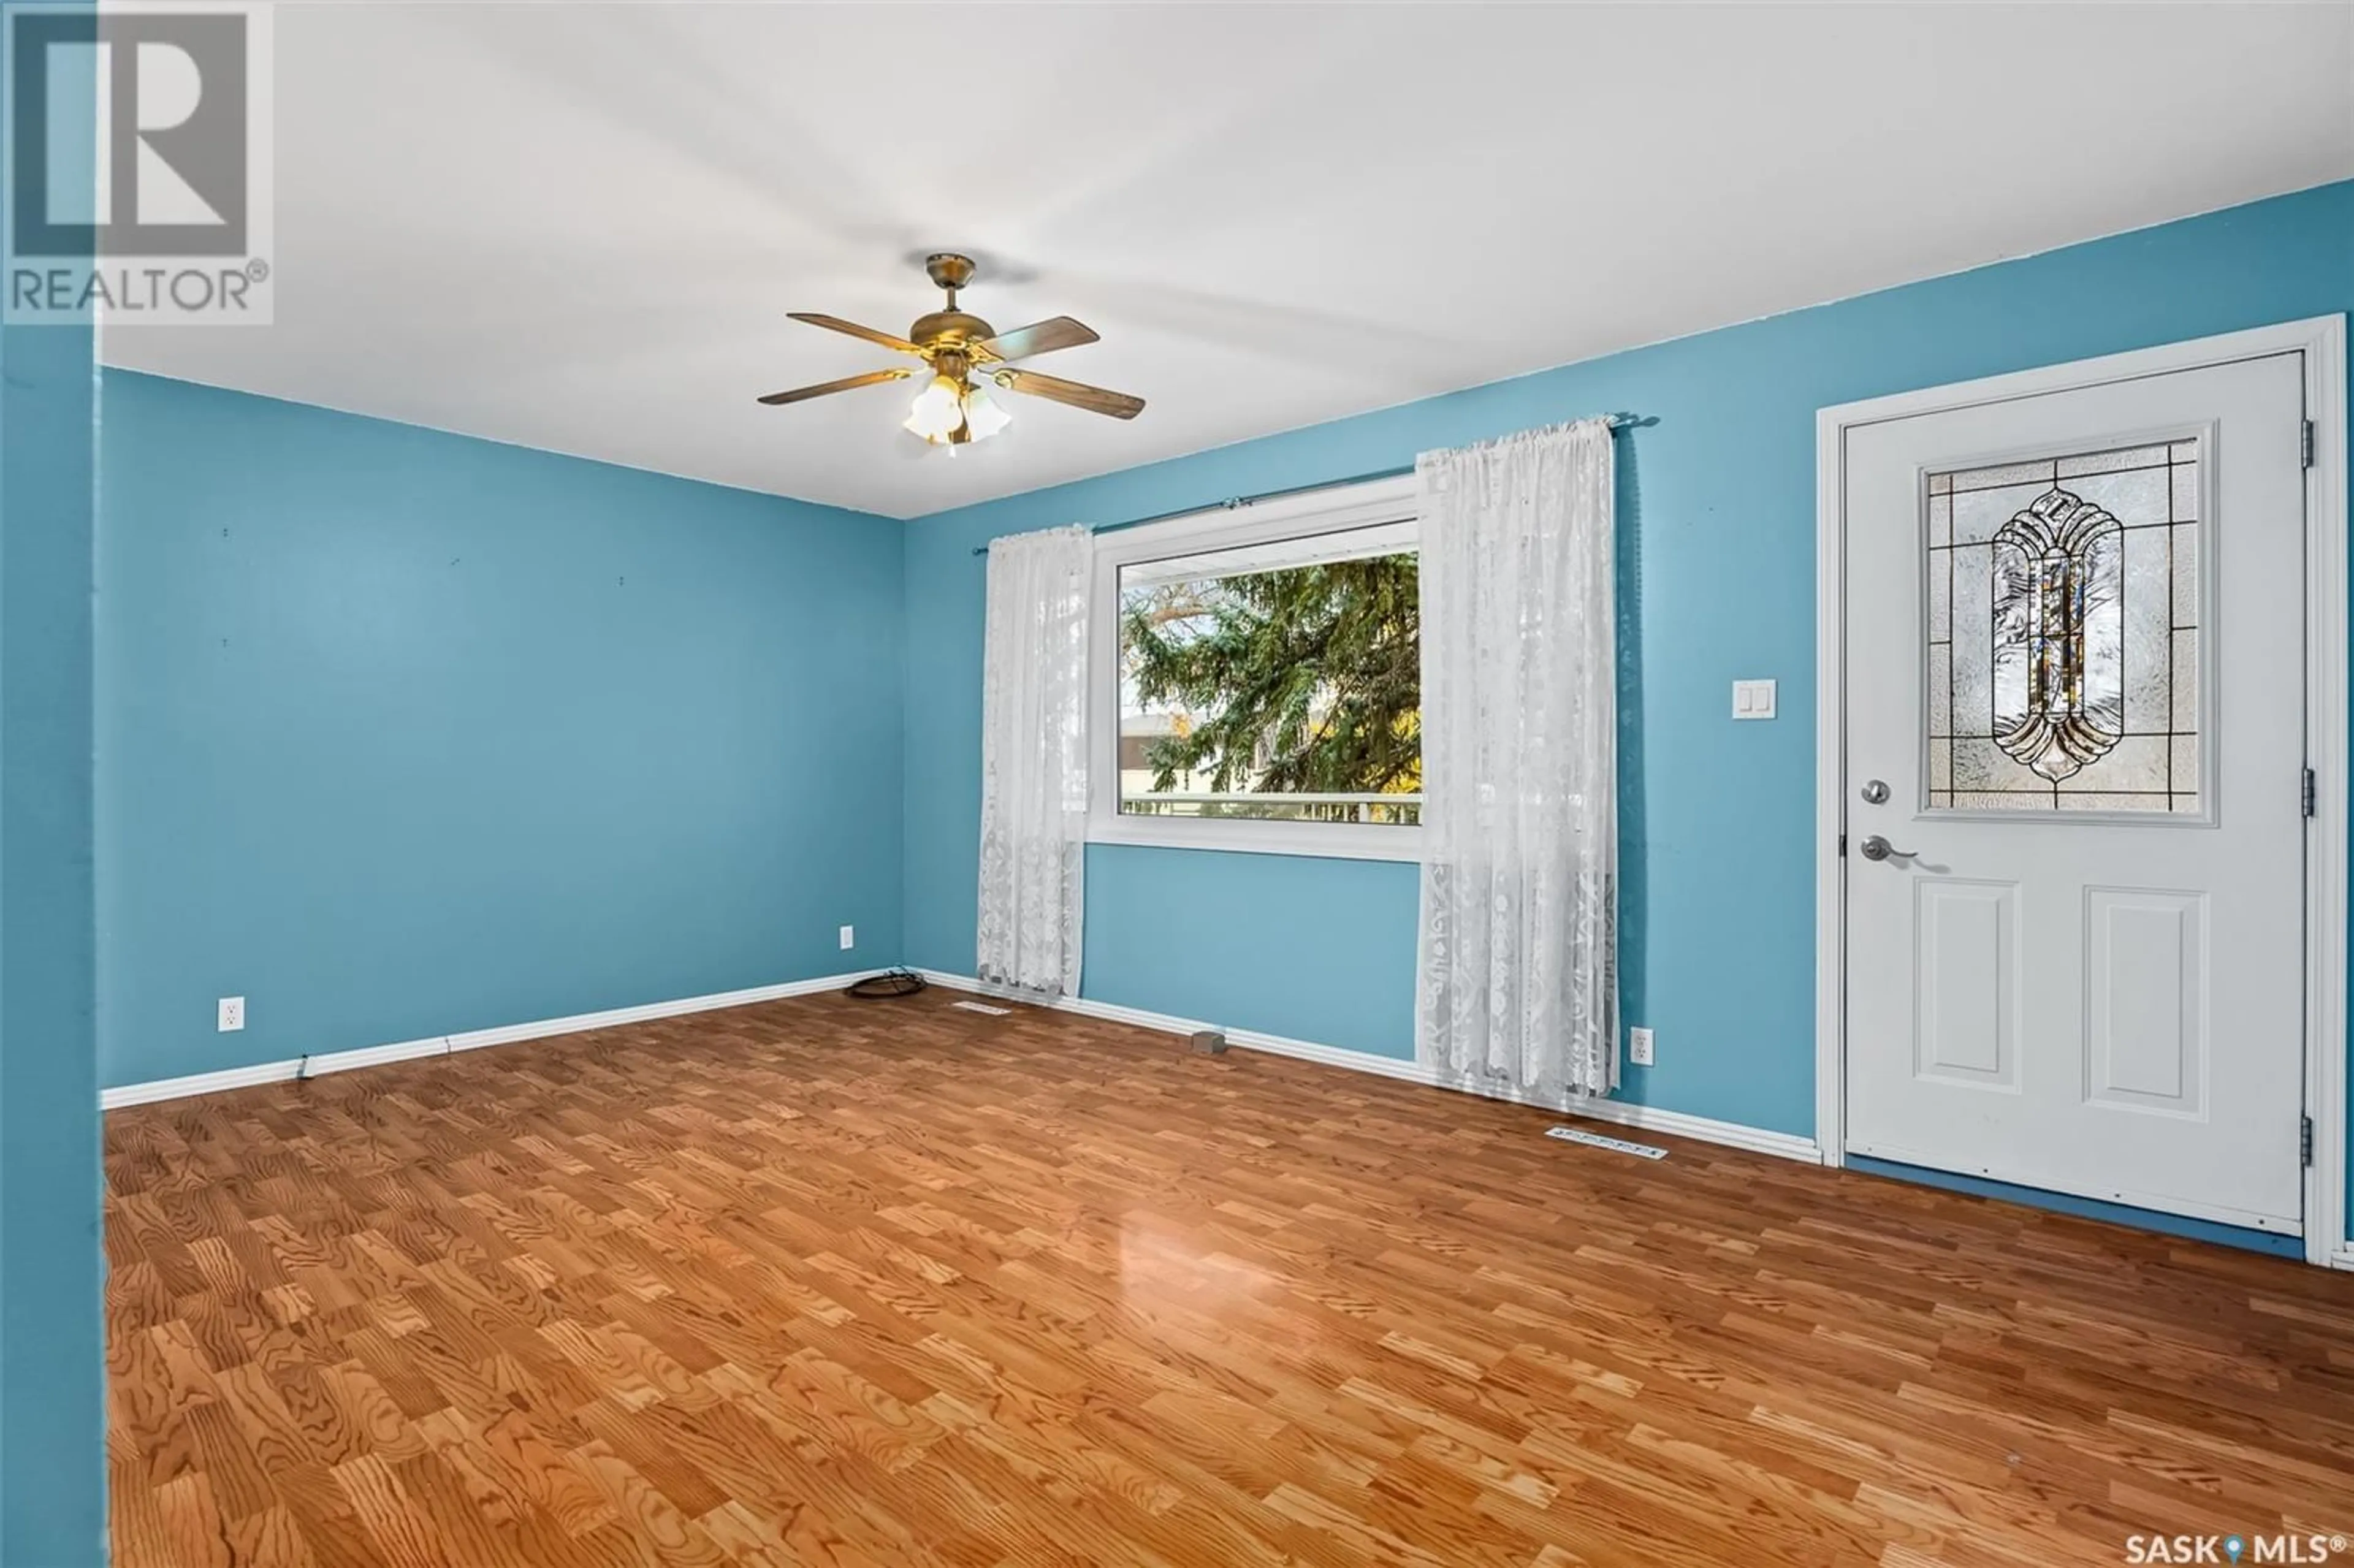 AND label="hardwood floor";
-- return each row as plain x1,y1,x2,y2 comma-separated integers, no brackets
104,991,2354,1567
